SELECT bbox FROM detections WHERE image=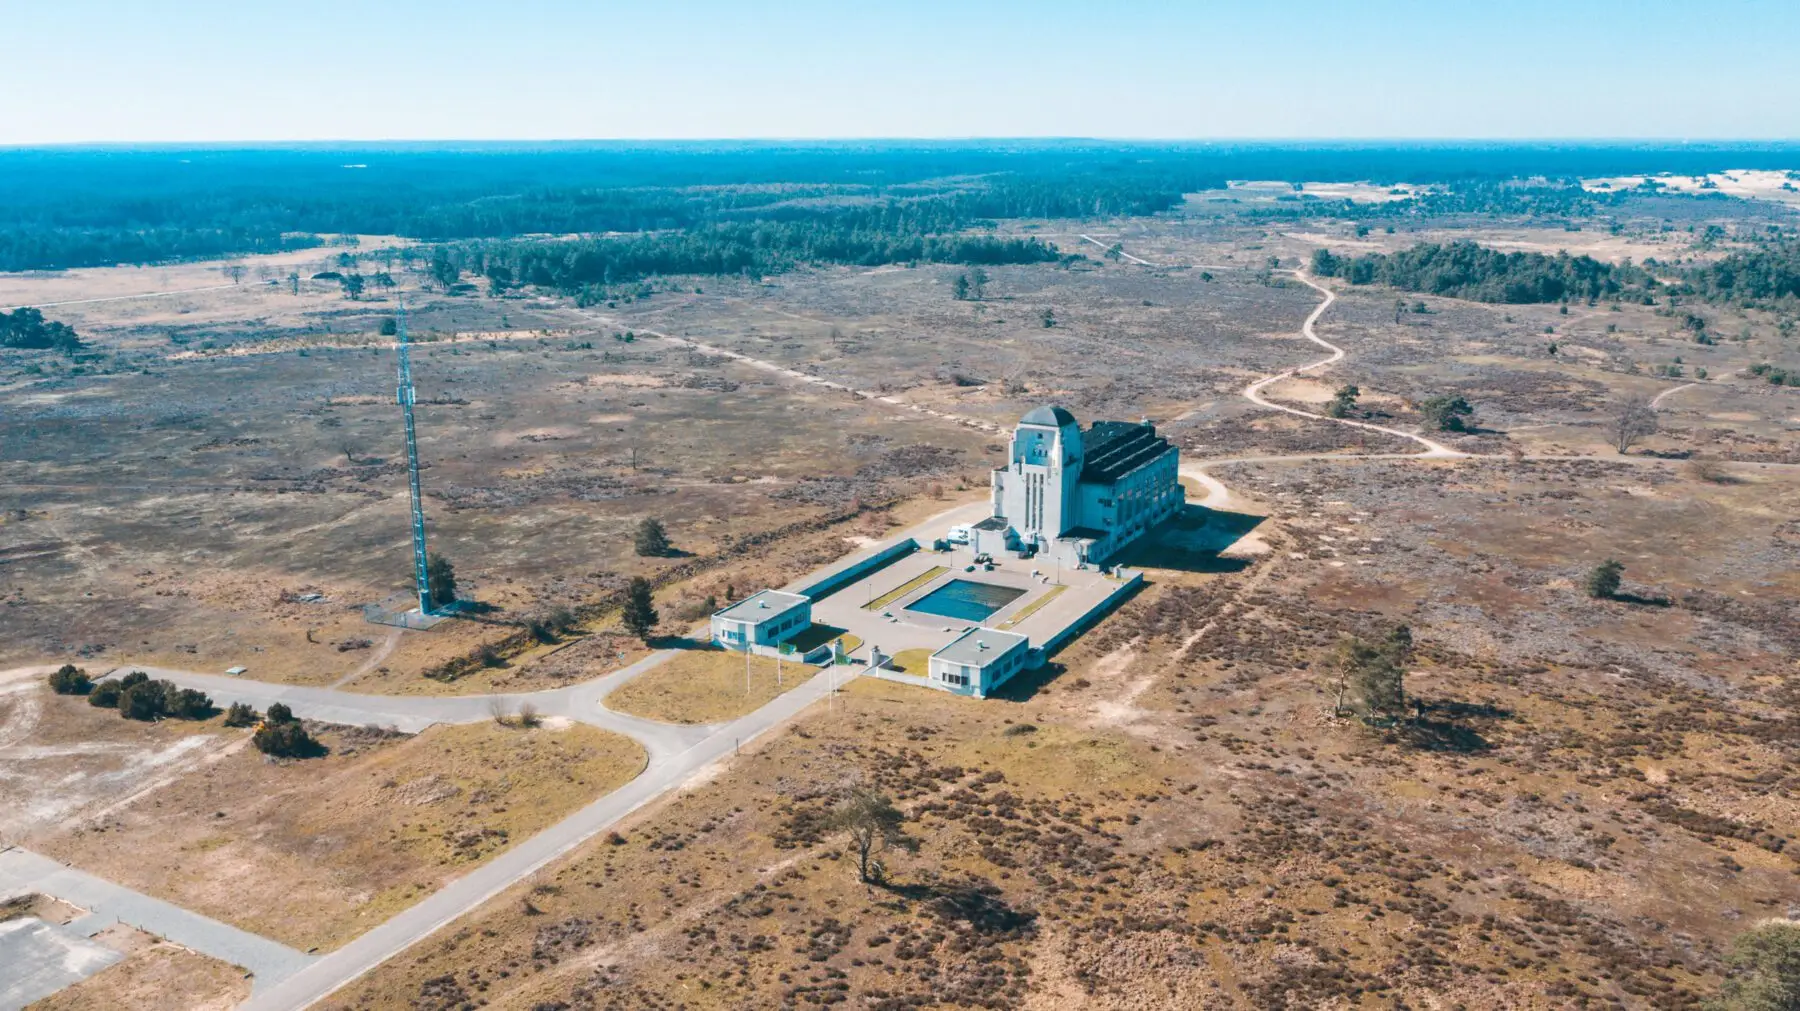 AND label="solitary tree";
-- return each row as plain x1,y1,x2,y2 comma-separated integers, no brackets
952,274,970,301
620,576,658,642
1326,384,1360,419
1419,394,1474,432
829,787,917,885
341,273,366,300
634,517,671,557
1331,625,1412,723
1585,559,1625,600
1040,308,1056,328
1612,396,1659,454
969,267,988,300
429,253,459,289
426,552,457,609
1714,919,1800,1011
